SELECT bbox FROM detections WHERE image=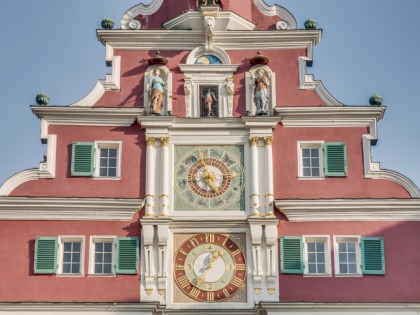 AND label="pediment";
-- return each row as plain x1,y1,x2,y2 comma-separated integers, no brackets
163,10,255,31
